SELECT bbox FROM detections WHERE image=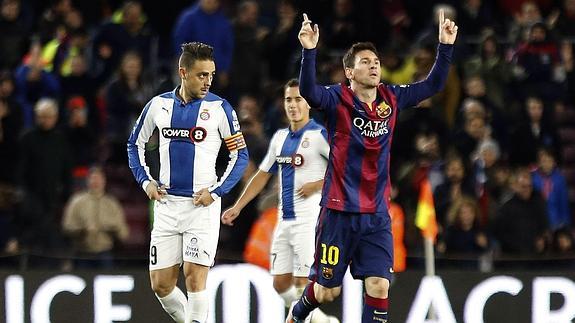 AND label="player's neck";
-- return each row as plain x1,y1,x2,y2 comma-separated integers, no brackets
178,85,193,104
290,118,309,132
351,84,377,106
